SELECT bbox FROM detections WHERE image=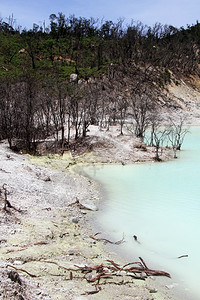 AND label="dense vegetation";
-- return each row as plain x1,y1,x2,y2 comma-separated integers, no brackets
0,13,199,153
